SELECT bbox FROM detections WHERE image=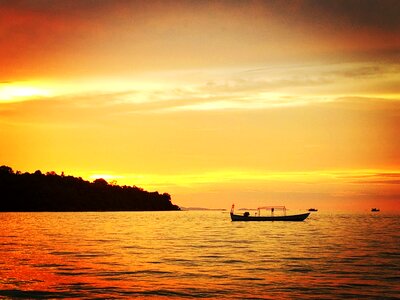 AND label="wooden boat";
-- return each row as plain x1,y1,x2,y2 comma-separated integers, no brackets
231,212,310,221
230,205,310,222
